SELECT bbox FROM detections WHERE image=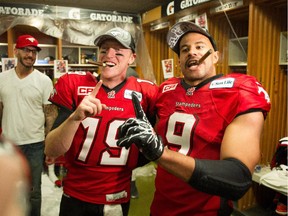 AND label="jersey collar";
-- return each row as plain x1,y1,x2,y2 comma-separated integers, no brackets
97,76,128,94
181,74,223,96
181,74,223,91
